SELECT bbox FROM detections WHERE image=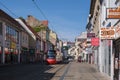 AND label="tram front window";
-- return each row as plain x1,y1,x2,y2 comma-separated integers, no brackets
47,50,56,59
